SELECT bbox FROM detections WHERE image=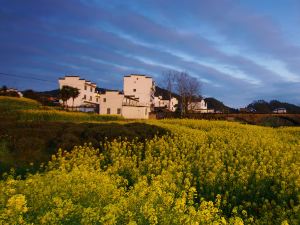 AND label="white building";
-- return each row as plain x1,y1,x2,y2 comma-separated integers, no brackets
99,90,123,115
58,76,100,107
123,74,155,107
273,108,287,113
154,96,178,112
1,88,23,97
58,74,155,119
188,99,209,113
99,90,149,119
